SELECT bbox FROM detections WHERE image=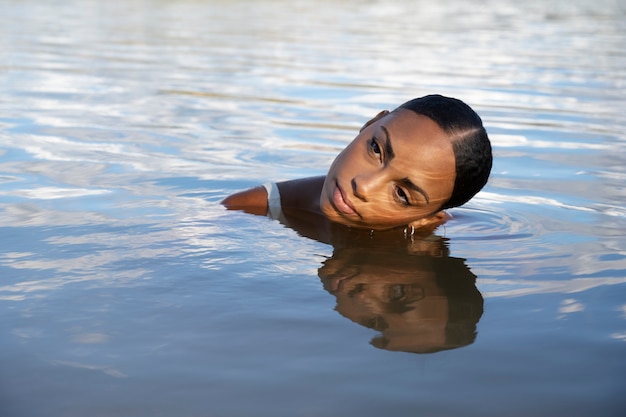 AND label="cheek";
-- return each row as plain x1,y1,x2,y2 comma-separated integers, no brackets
431,174,456,206
359,208,414,229
360,202,438,229
328,142,361,174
